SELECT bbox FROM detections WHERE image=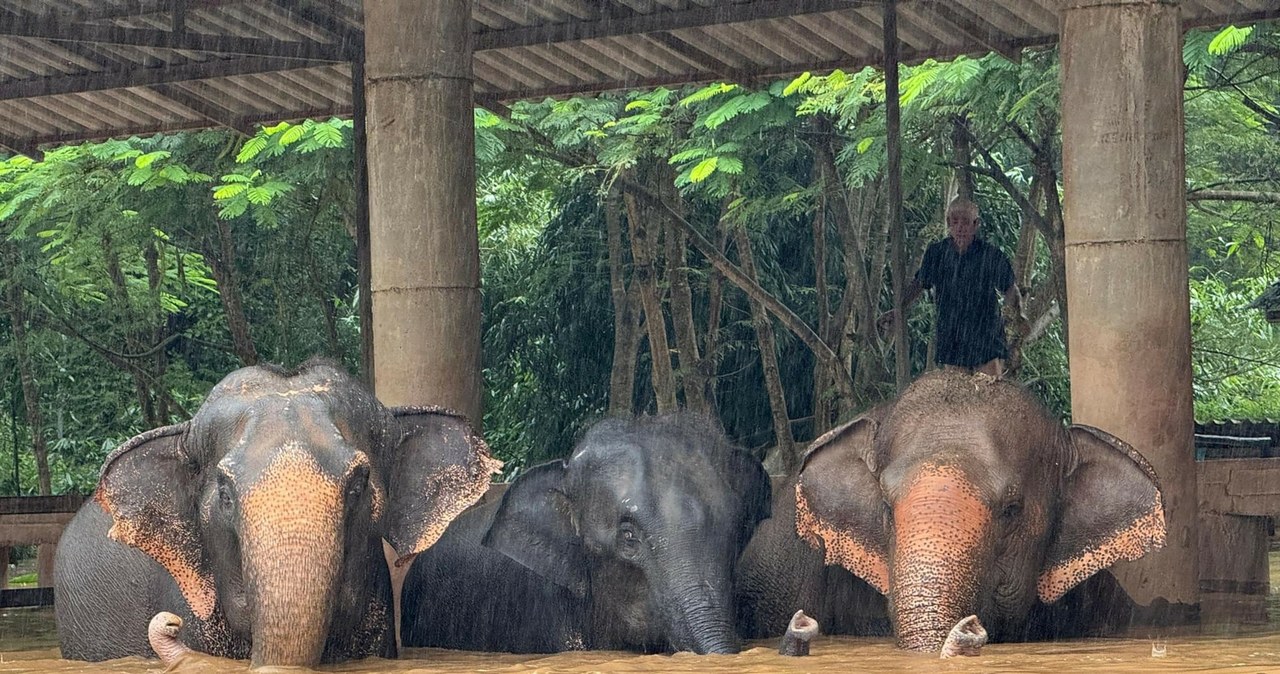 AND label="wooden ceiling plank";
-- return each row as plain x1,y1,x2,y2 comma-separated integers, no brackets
0,54,322,100
474,0,878,51
914,2,1020,62
788,13,871,58
0,8,349,61
523,41,613,81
